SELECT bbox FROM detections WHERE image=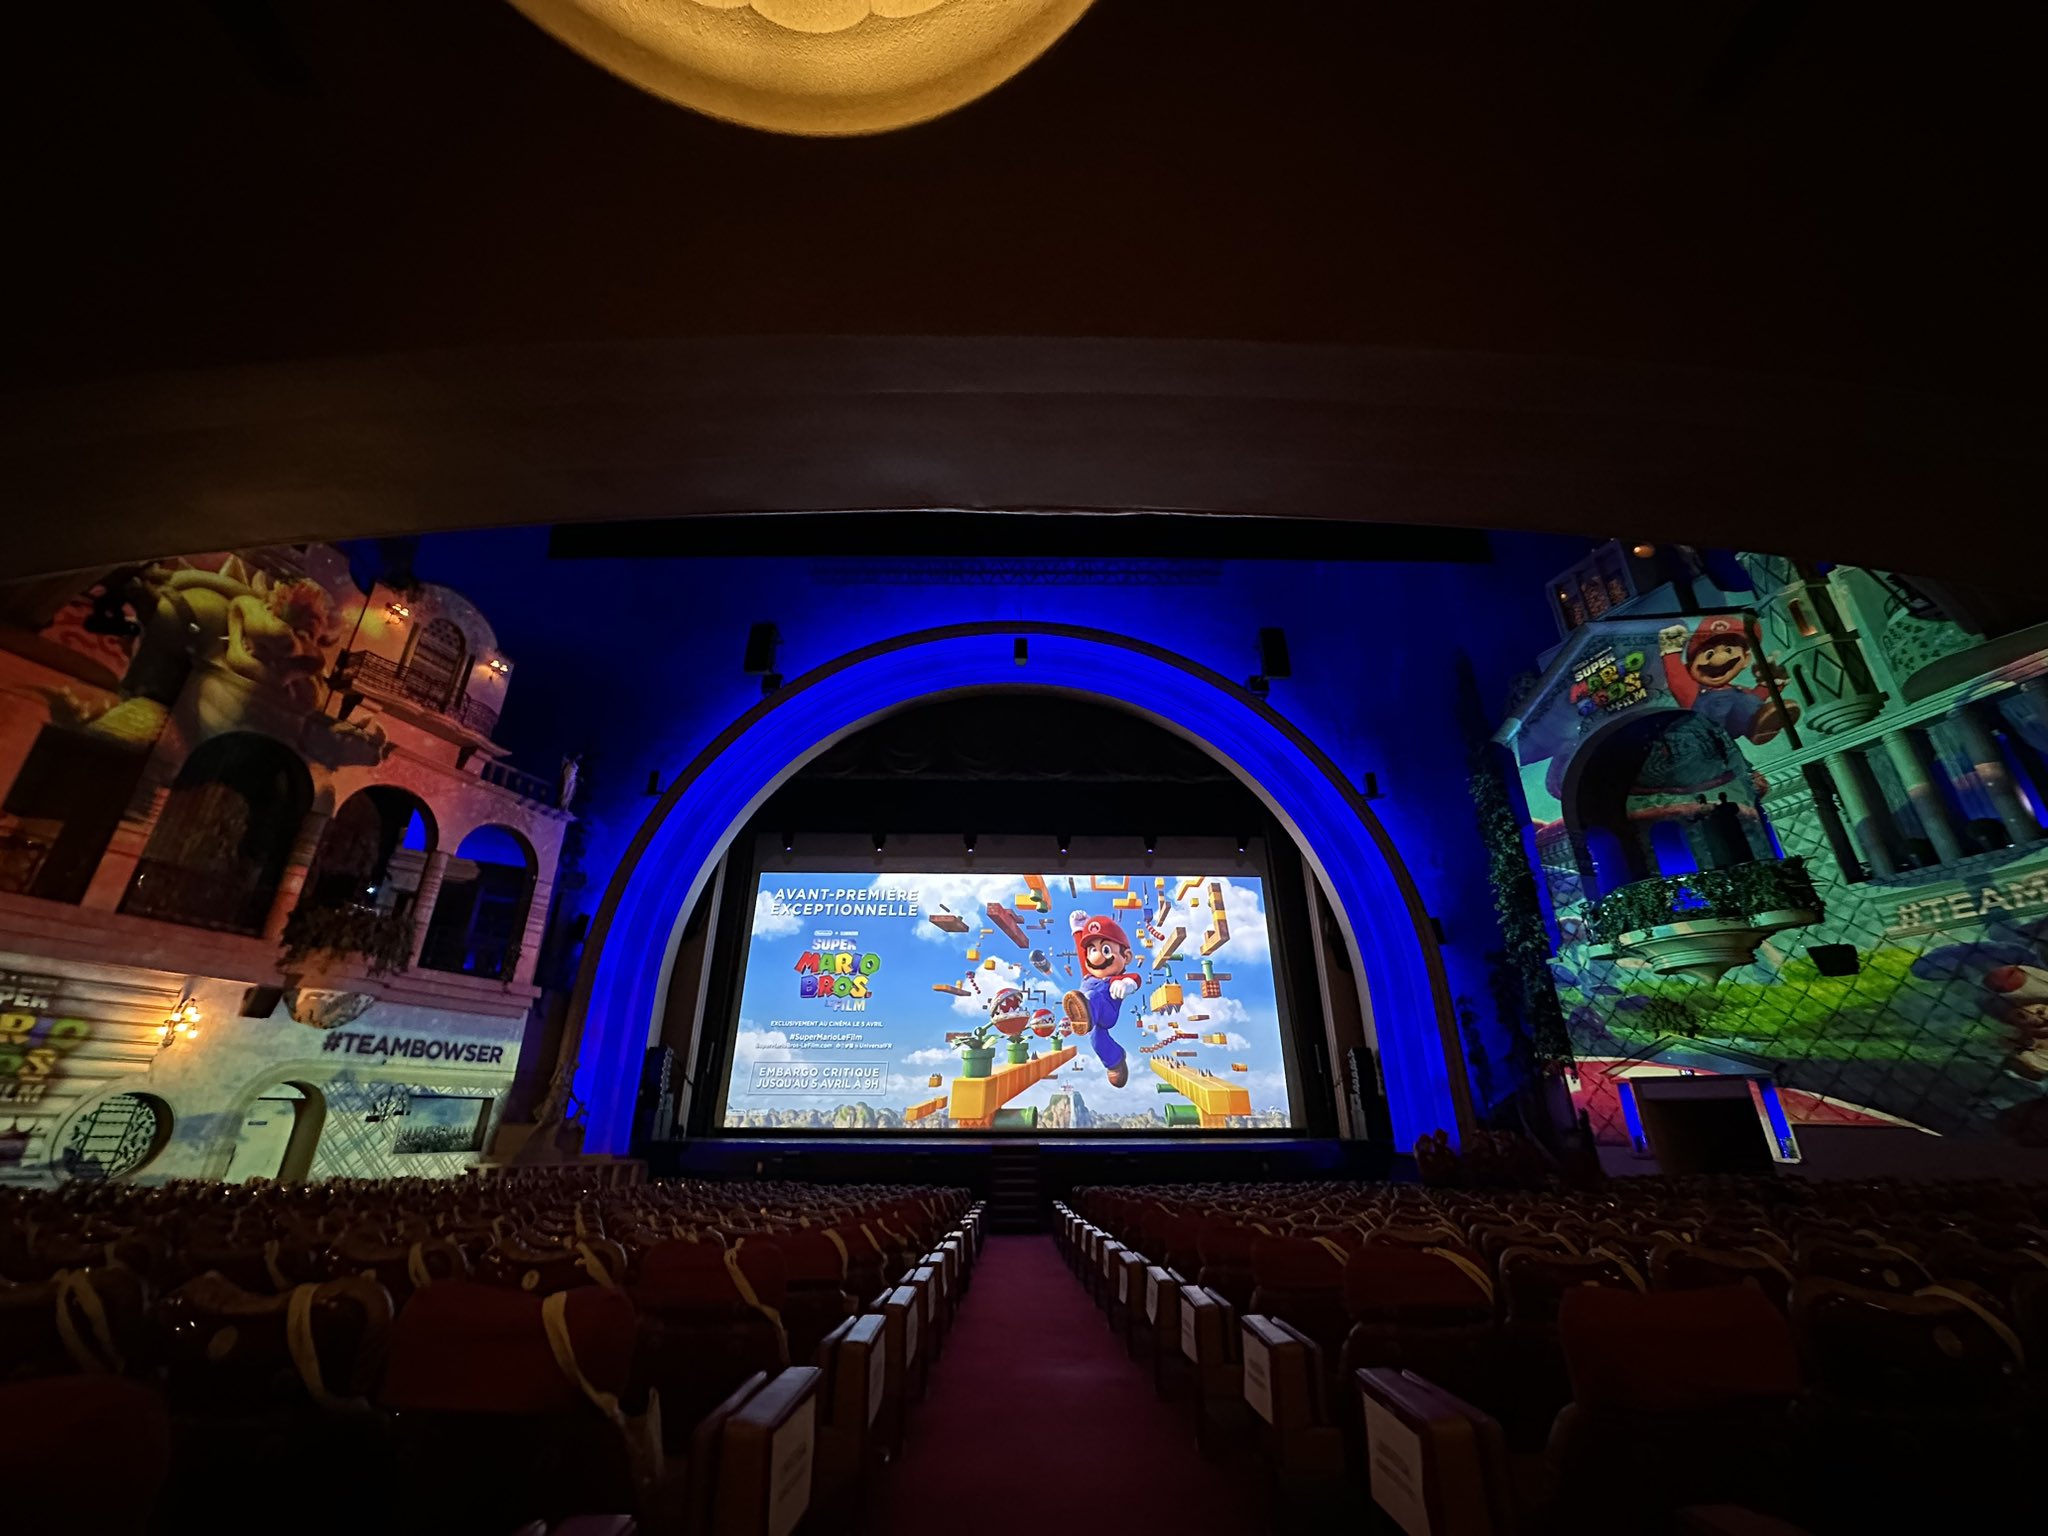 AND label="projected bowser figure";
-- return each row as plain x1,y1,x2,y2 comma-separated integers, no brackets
1062,909,1141,1088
